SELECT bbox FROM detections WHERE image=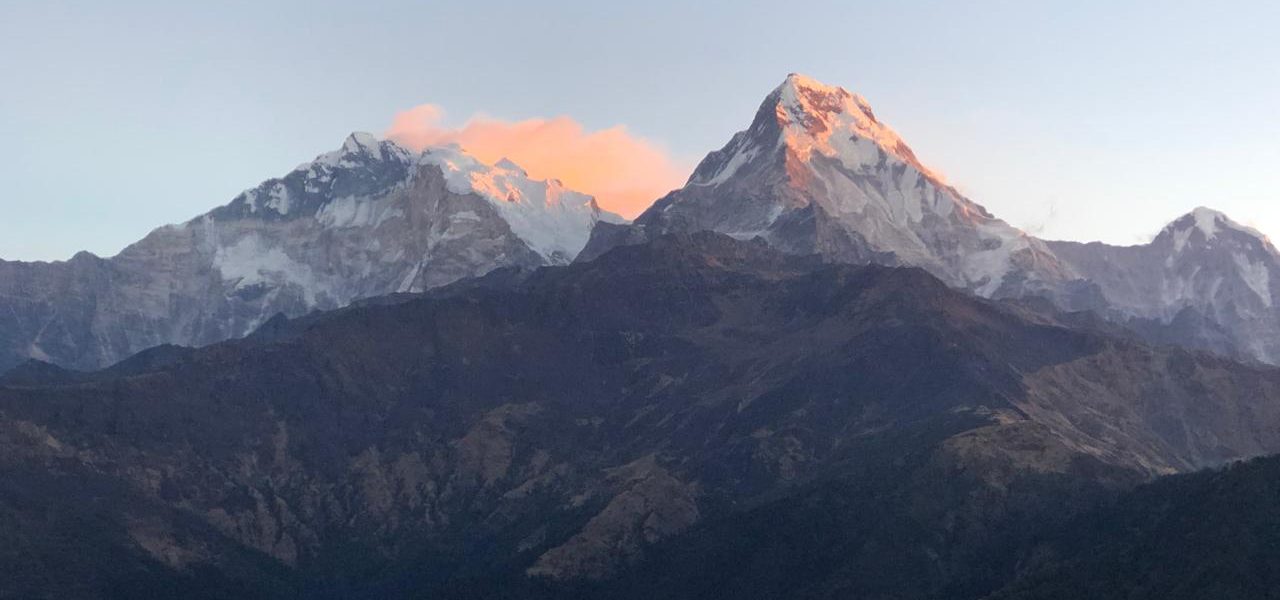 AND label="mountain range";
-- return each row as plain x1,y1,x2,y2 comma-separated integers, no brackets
2,232,1279,598
1,74,1279,598
3,74,1278,373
